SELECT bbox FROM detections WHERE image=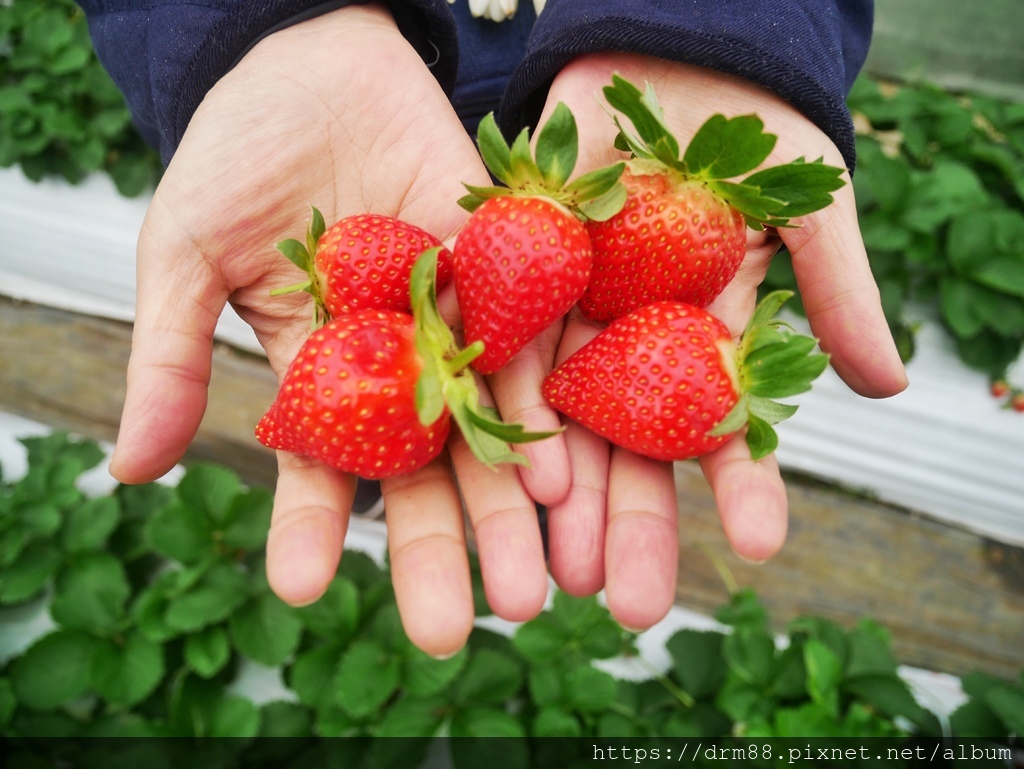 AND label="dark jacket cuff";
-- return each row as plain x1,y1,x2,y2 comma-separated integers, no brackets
496,0,872,173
